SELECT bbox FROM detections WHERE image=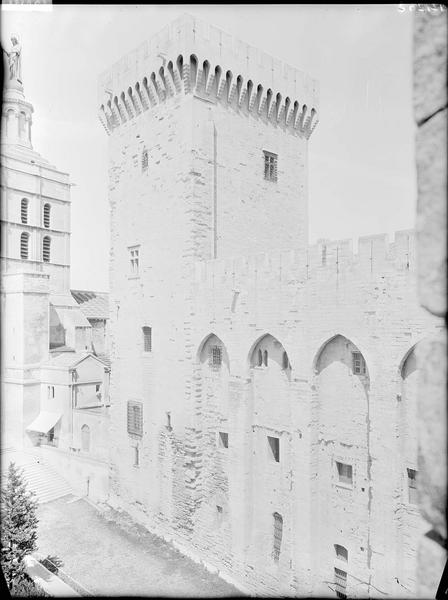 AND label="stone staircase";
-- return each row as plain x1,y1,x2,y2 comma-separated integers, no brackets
1,447,74,504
